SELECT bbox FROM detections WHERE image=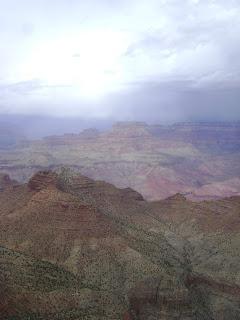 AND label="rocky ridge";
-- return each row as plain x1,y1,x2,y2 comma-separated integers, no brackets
0,170,239,319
